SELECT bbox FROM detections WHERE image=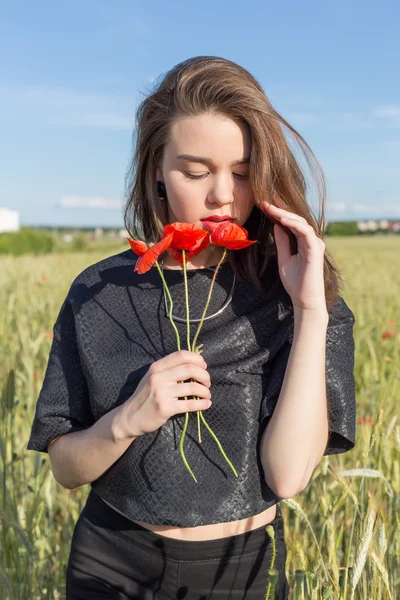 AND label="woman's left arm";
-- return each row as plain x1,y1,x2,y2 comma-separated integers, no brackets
259,306,329,498
258,197,331,498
